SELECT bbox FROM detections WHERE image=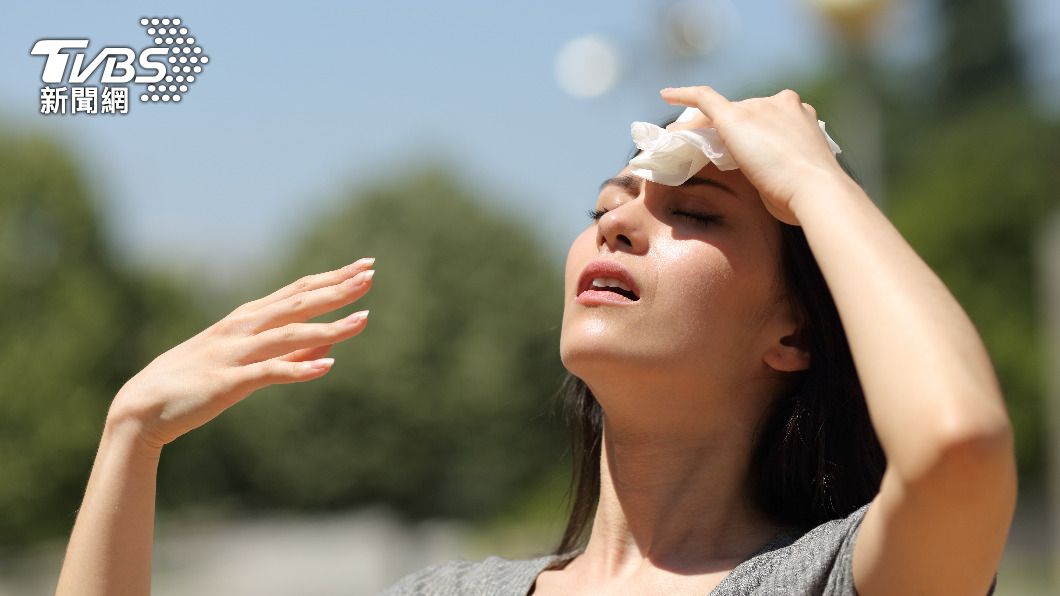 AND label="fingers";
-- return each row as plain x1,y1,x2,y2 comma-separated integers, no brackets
228,357,337,393
236,257,375,316
235,310,370,363
659,86,732,120
249,267,375,333
223,313,365,399
661,86,818,123
765,89,817,120
774,88,802,104
665,111,713,132
278,342,334,363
